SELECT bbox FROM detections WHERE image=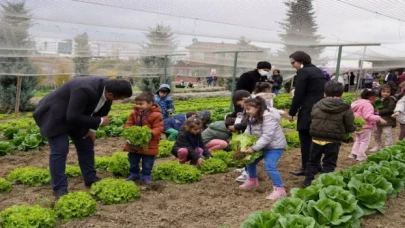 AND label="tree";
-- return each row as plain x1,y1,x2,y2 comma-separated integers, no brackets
73,32,91,76
139,24,176,93
0,1,38,113
279,0,323,60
